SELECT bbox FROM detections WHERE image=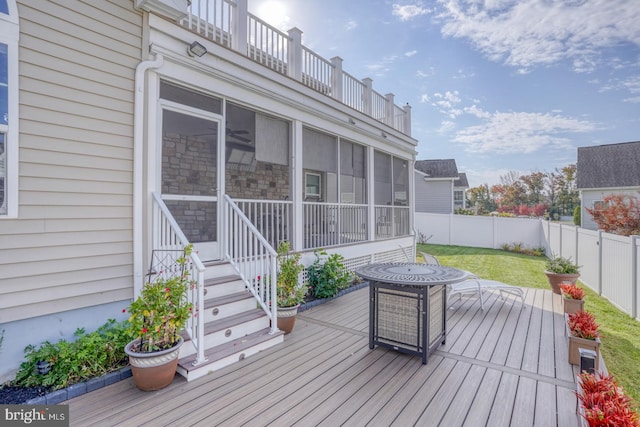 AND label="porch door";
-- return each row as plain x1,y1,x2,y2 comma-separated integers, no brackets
161,107,223,261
